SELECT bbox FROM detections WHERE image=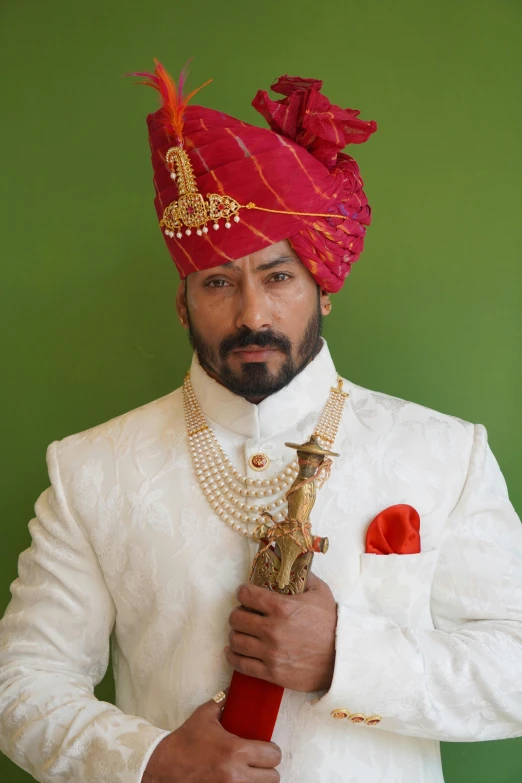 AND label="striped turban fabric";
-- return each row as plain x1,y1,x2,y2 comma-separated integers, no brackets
145,71,377,293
